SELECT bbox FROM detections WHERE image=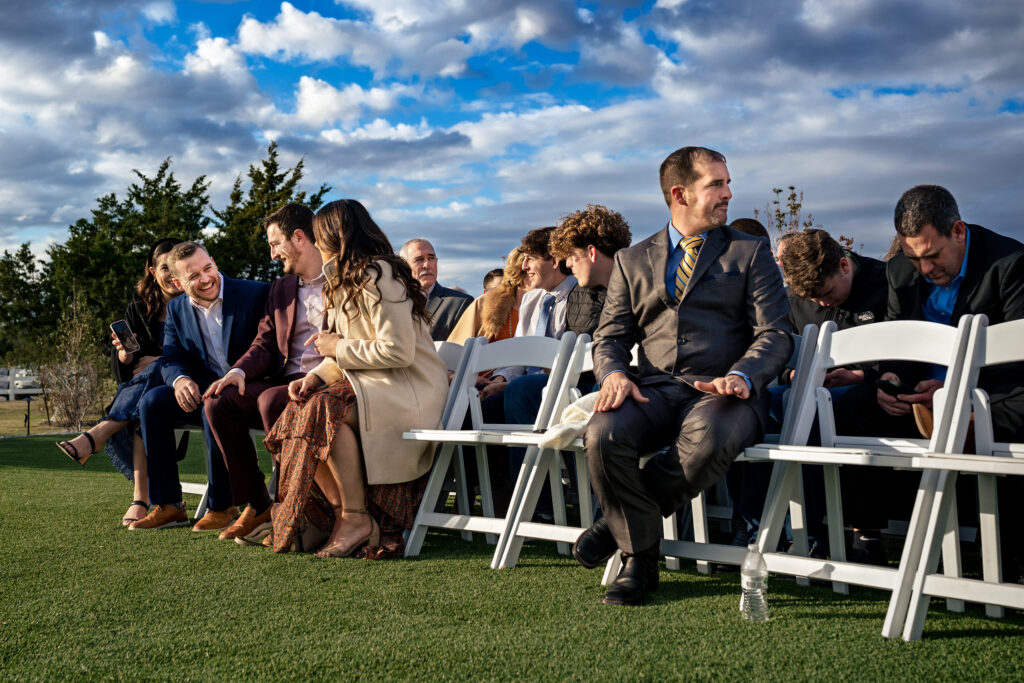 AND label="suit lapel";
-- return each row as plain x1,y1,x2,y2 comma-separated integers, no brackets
680,227,726,304
951,226,981,323
182,302,209,367
220,275,236,361
648,225,675,309
283,276,299,352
